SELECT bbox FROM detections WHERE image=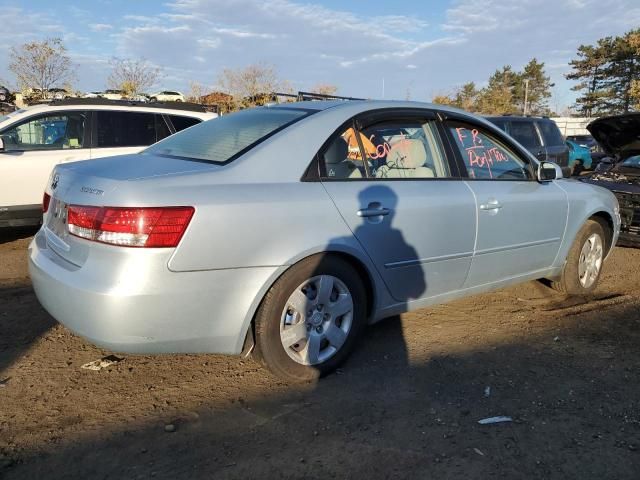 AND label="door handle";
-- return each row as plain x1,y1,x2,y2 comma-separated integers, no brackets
479,200,503,211
357,206,390,218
